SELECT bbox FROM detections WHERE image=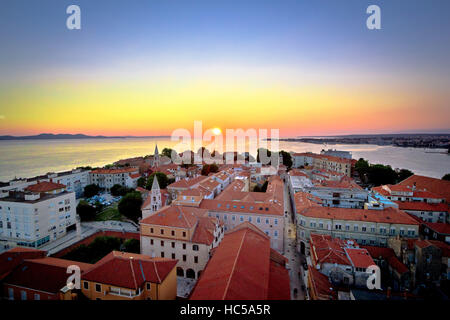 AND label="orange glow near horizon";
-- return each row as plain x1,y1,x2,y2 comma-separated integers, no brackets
1,75,449,137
